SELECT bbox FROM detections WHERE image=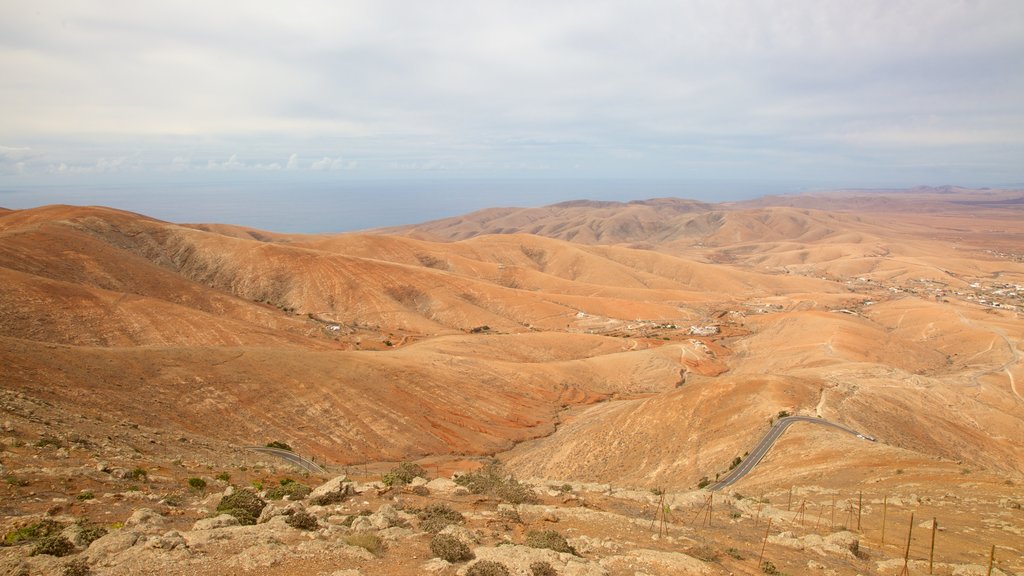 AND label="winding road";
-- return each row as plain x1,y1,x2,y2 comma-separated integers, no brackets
708,416,871,491
247,446,326,474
